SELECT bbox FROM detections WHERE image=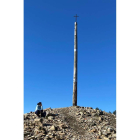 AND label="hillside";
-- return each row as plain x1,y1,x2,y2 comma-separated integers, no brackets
24,106,116,140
